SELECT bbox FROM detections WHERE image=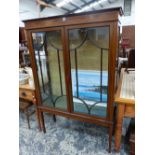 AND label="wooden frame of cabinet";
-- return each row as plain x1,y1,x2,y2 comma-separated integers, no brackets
23,7,122,152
